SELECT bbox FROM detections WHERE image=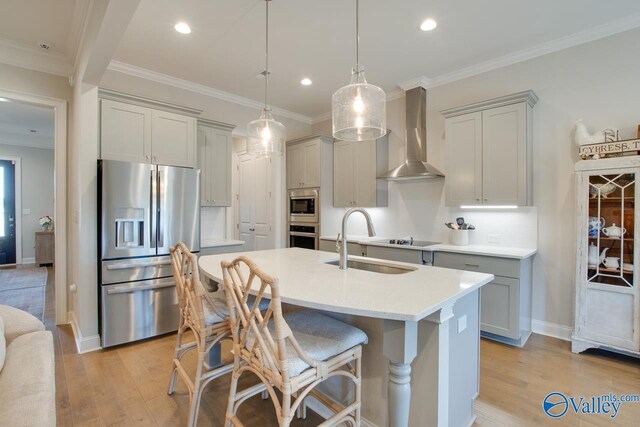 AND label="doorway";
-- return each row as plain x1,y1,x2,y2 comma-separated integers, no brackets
0,89,67,325
0,159,16,265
